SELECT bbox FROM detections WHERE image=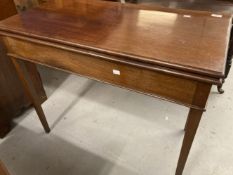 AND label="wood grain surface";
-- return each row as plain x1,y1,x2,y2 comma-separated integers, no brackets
0,0,232,79
0,1,228,174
